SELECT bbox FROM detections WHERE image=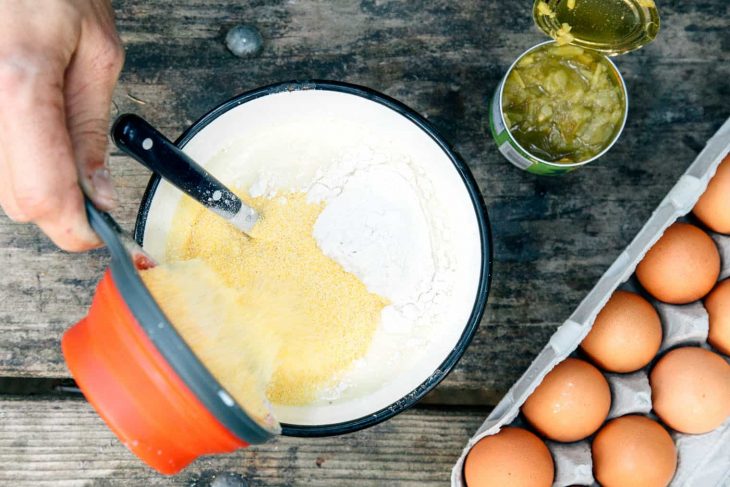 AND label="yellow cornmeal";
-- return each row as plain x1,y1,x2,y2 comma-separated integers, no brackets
140,260,280,425
163,191,388,405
